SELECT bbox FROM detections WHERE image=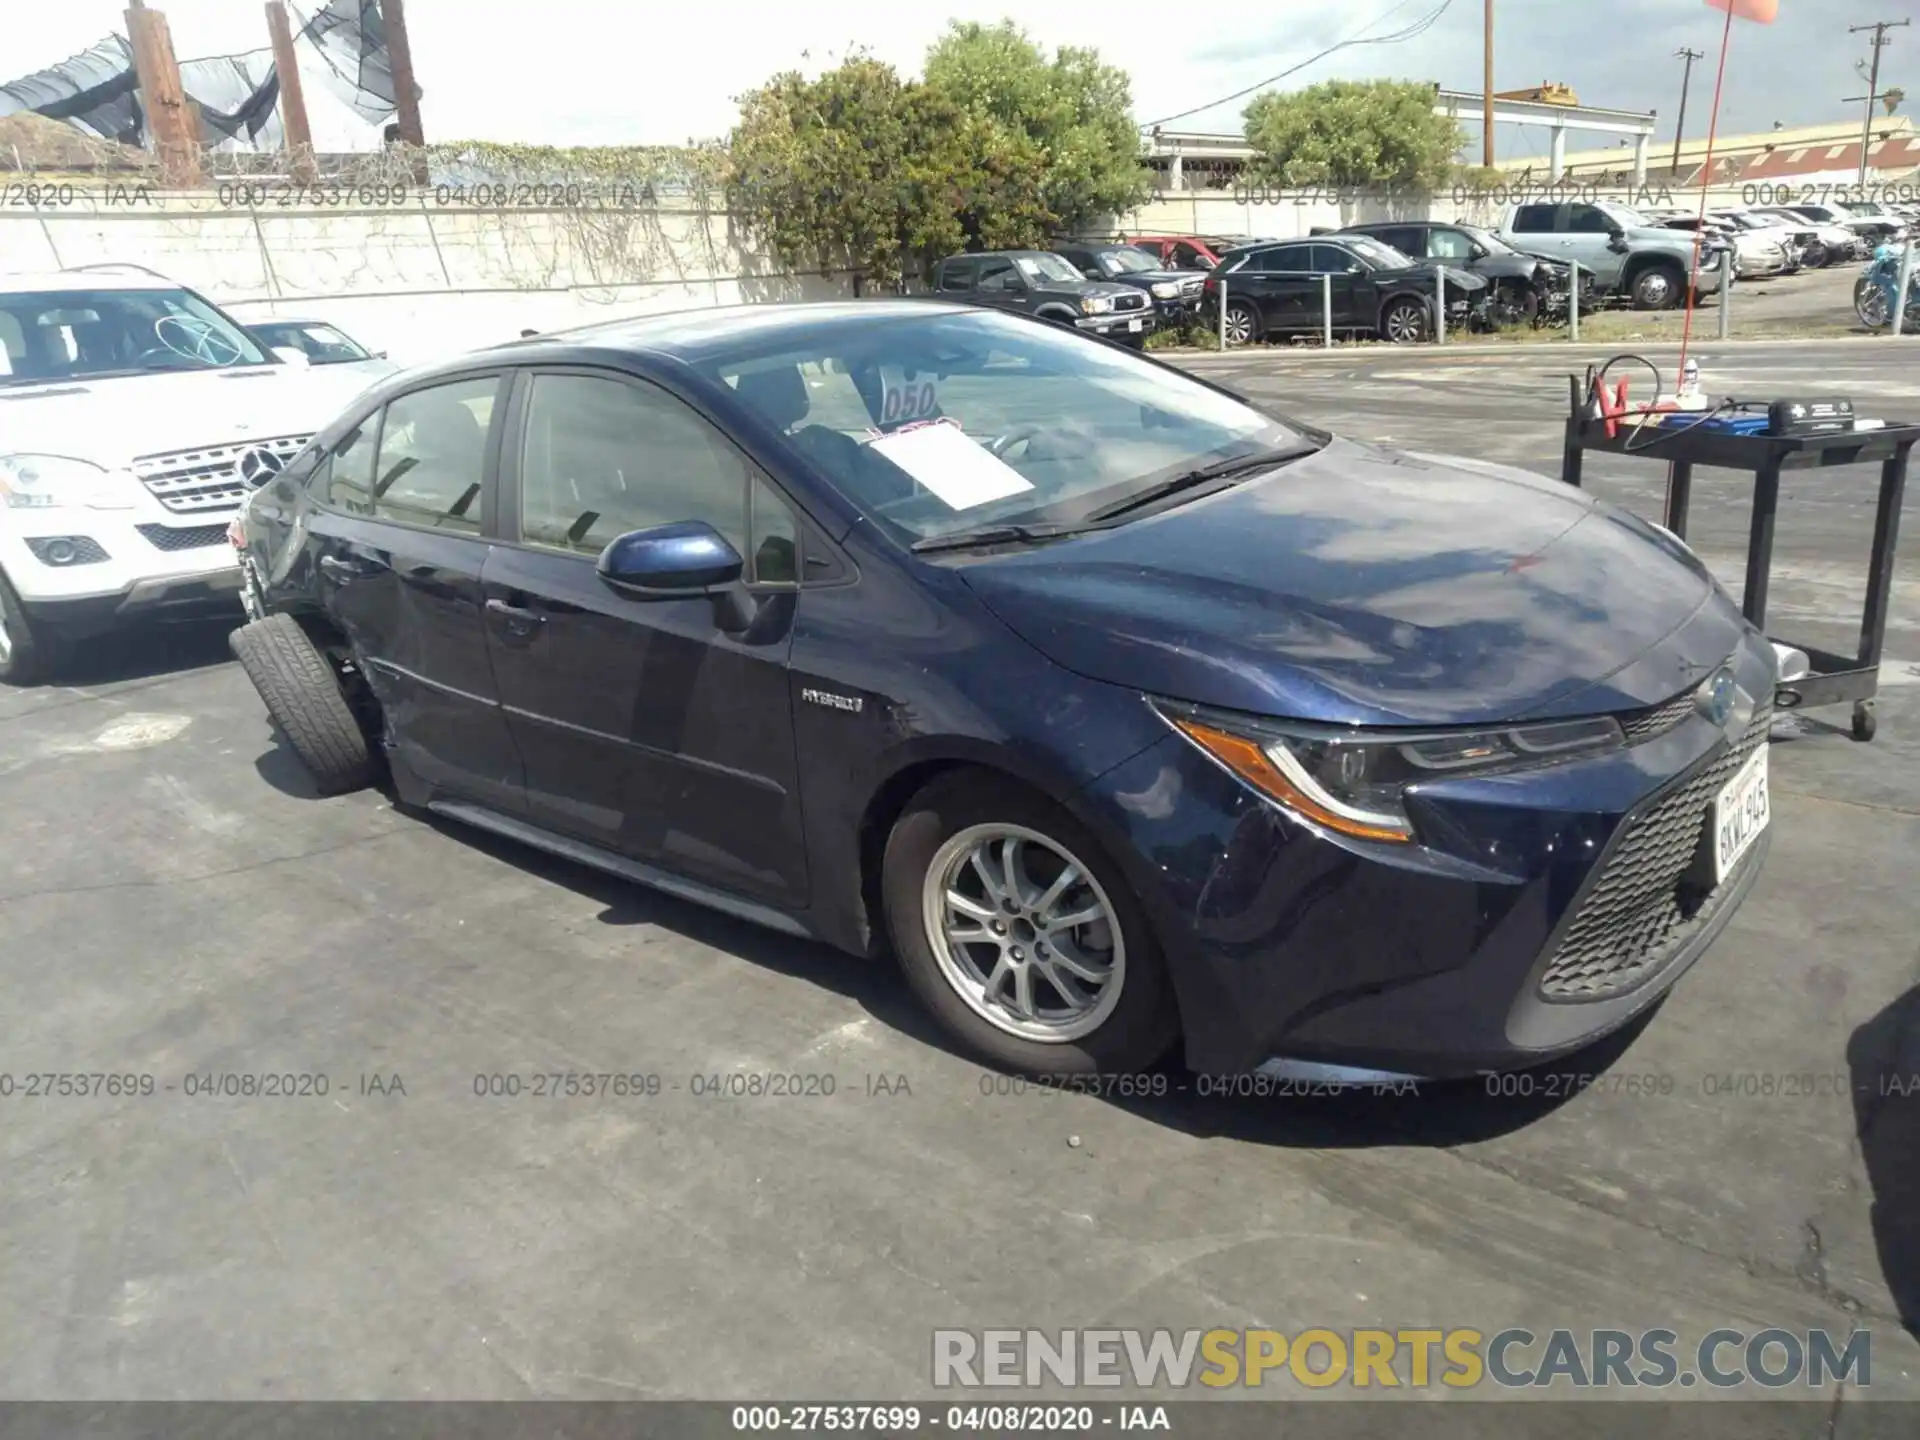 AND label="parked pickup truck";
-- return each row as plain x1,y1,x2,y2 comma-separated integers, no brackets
1052,241,1207,324
1497,200,1733,310
932,251,1155,347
